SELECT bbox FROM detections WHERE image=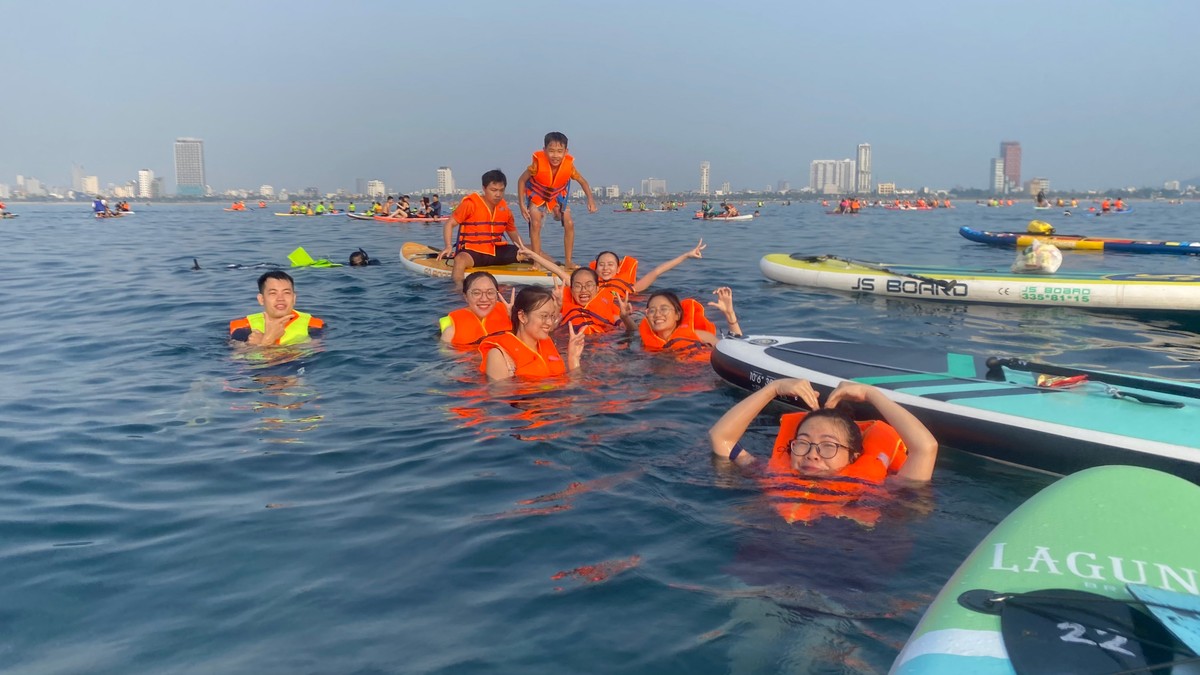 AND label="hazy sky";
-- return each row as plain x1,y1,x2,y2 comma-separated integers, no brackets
4,0,1198,193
